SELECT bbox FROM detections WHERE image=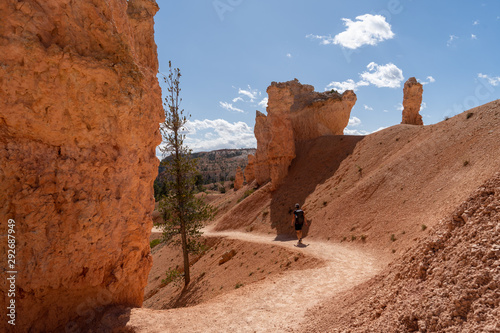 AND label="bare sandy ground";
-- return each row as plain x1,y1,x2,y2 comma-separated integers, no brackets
125,226,385,332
